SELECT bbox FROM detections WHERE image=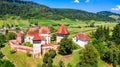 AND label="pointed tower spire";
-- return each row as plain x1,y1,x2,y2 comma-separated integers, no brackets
56,23,69,43
56,23,69,35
